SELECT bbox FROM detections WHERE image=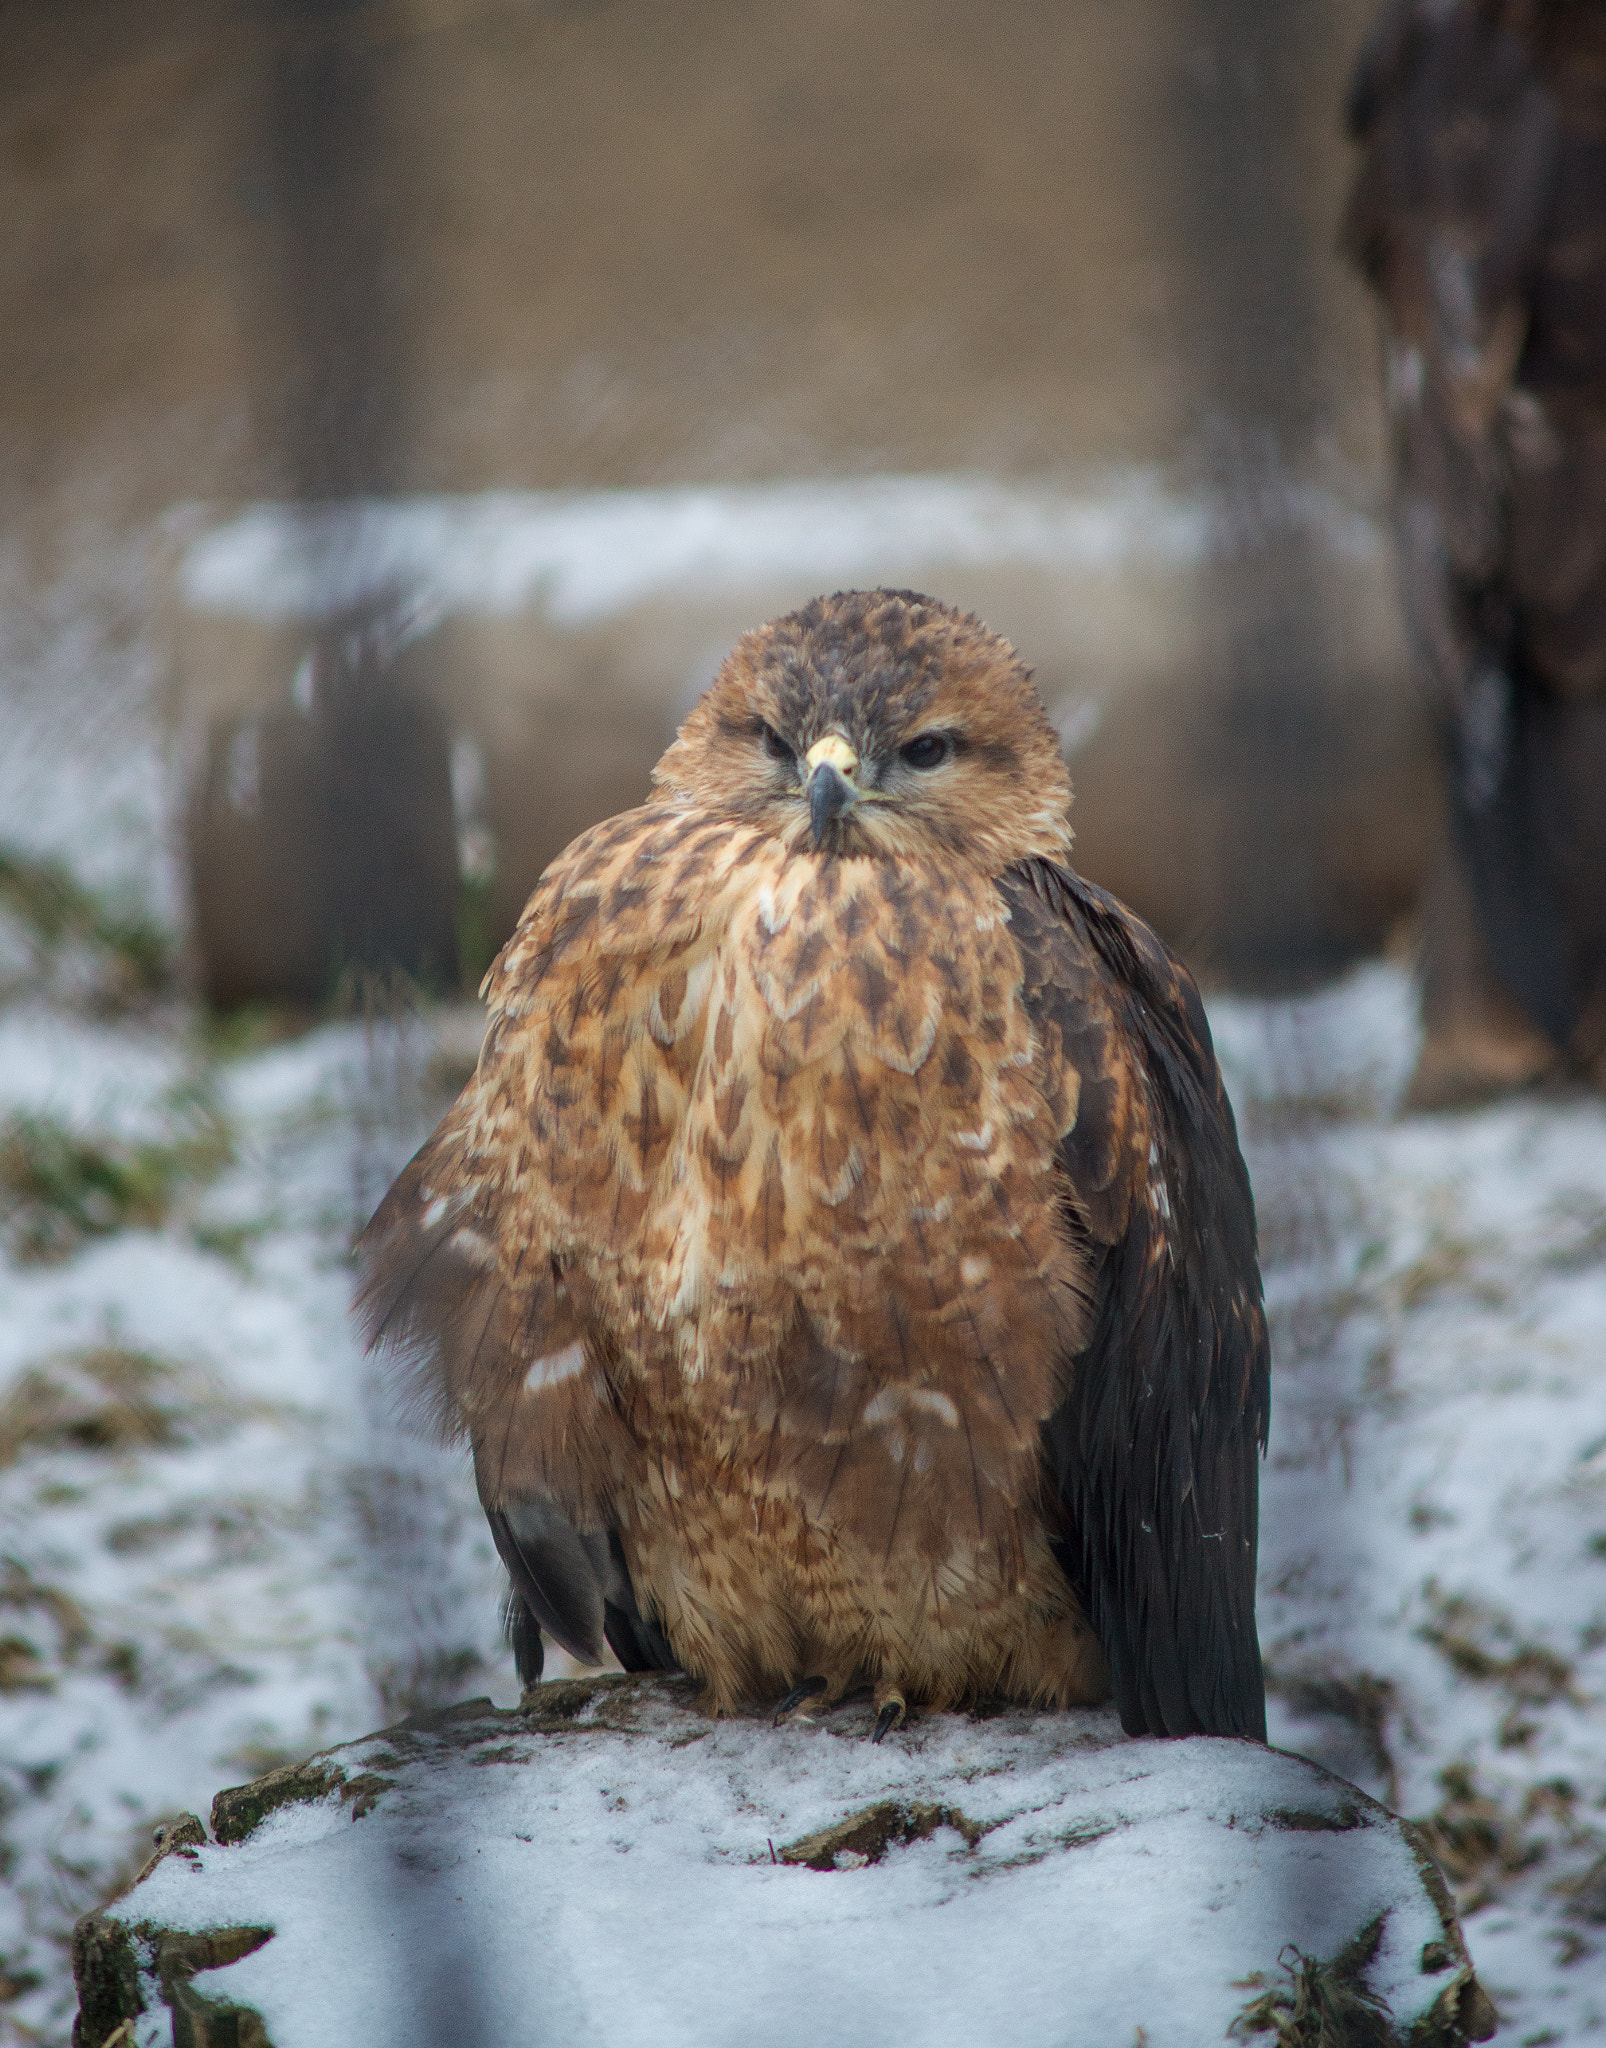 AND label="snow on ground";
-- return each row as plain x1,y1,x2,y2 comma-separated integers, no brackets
0,925,1602,2042
0,987,523,2043
1214,965,1606,2045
